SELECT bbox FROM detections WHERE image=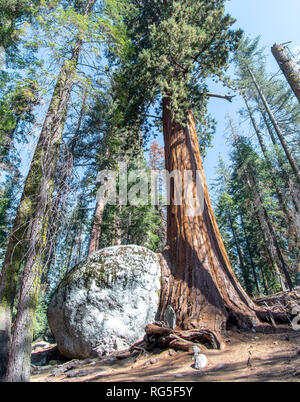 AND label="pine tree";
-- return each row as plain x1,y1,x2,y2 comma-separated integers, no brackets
213,156,257,296
233,36,300,284
228,118,293,291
